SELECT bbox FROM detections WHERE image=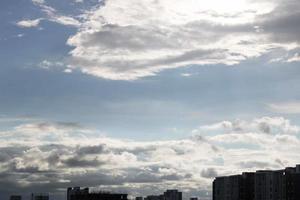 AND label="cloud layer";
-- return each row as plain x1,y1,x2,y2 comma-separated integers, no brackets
1,117,300,199
17,0,81,29
268,102,300,114
16,0,300,80
65,0,300,80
